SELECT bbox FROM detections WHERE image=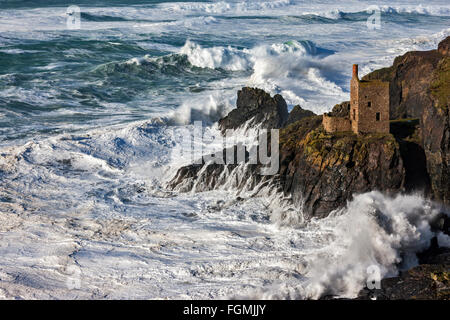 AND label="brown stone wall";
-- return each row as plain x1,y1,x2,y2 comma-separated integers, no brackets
322,114,352,132
356,81,390,134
